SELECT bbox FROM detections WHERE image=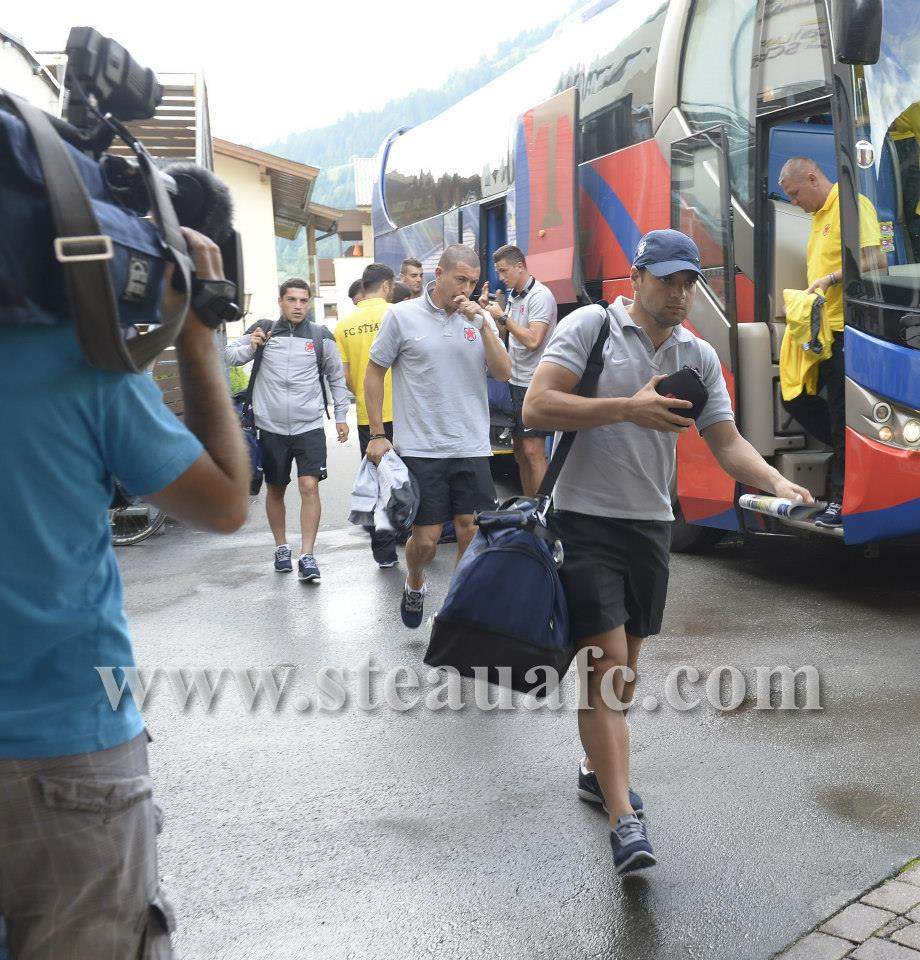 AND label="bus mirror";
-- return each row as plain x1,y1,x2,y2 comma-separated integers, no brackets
834,0,883,65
